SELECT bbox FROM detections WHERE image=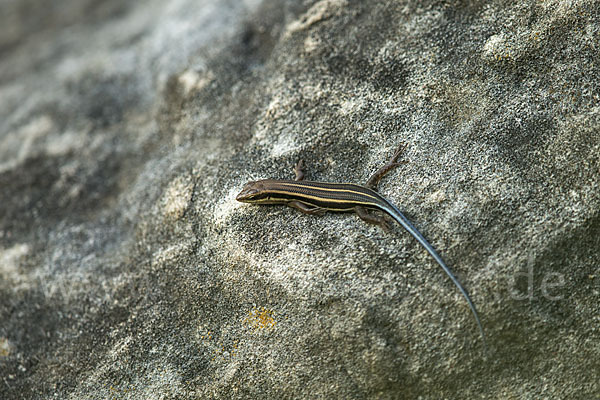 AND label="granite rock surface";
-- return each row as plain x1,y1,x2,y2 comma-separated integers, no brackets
1,0,599,398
